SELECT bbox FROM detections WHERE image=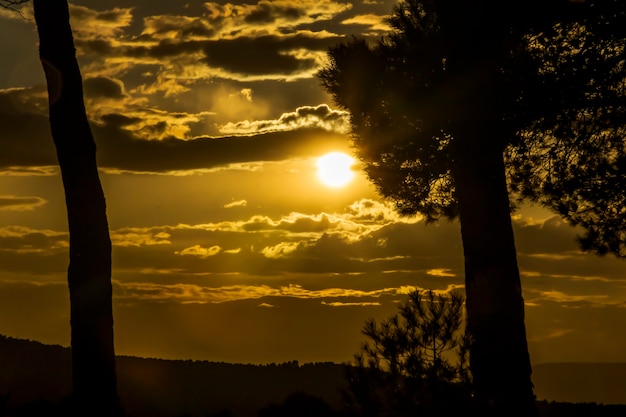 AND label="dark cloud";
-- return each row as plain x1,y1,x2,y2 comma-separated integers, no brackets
78,31,340,79
0,121,347,172
94,124,349,172
244,2,306,24
99,113,141,127
0,226,66,252
0,196,46,211
0,108,348,174
145,18,217,39
0,91,57,168
0,18,42,89
83,77,127,99
0,227,68,274
202,34,338,76
148,39,207,58
71,0,193,18
0,87,348,172
69,4,132,26
75,38,115,55
514,216,582,255
103,39,205,60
